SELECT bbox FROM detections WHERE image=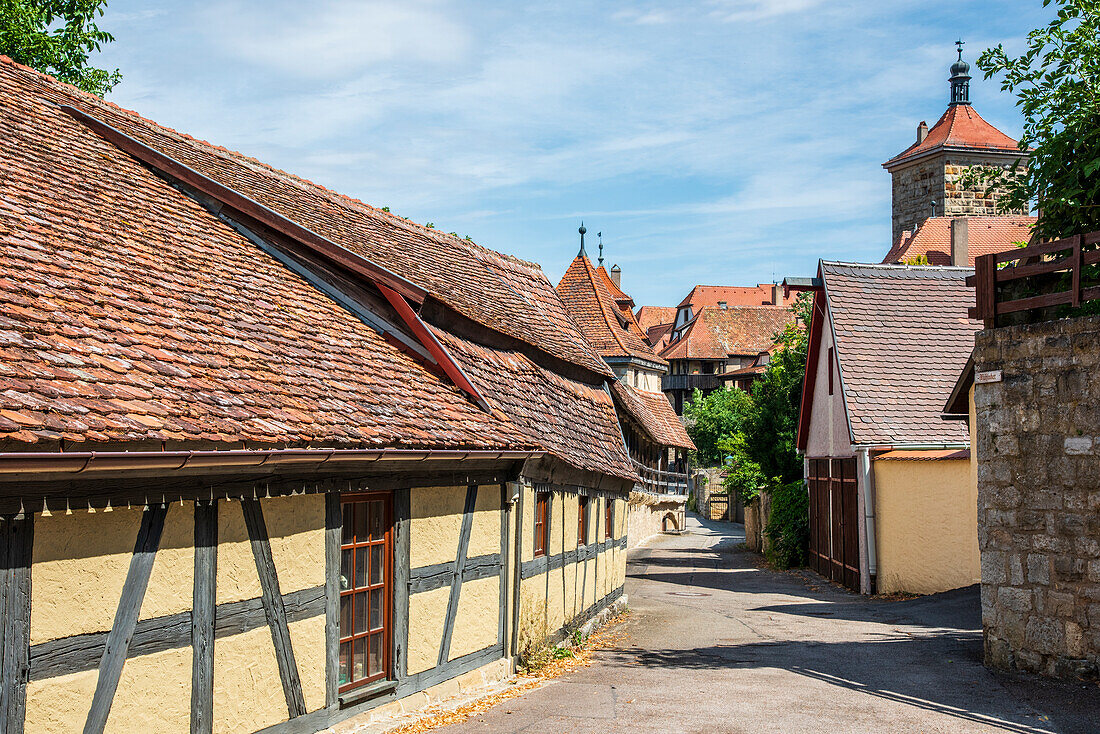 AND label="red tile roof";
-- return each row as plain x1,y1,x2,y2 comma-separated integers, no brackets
0,60,527,452
22,61,611,381
884,104,1022,168
659,306,793,361
635,306,676,332
556,255,665,366
883,216,1036,266
815,262,979,446
645,322,674,352
676,284,794,309
610,381,694,451
0,57,637,479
